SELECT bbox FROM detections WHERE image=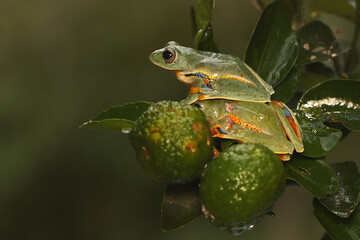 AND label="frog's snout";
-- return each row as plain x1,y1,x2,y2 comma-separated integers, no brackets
149,49,163,66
